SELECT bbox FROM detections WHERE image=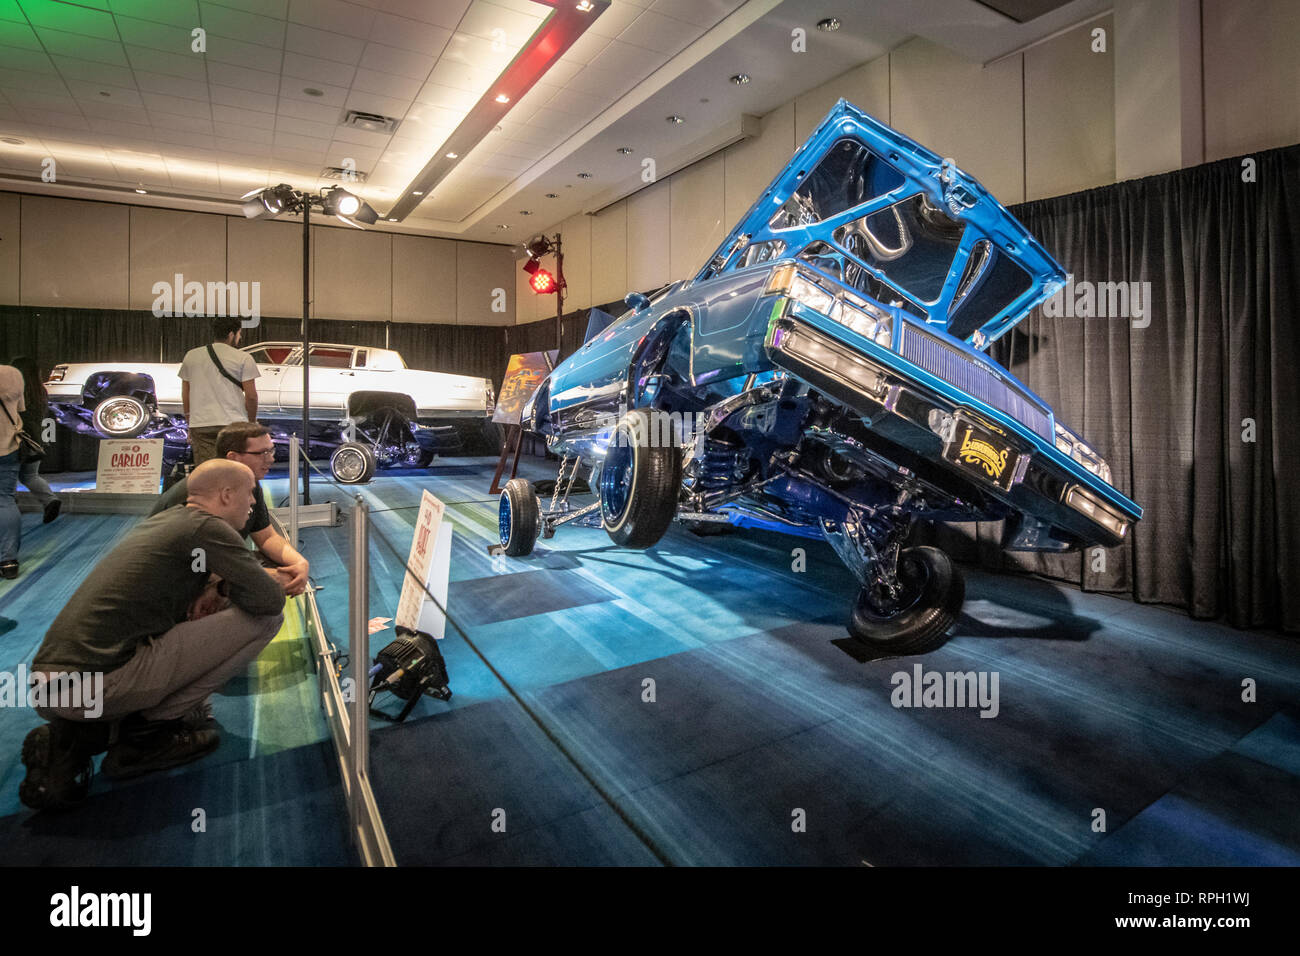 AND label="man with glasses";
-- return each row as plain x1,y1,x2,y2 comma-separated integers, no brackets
150,422,309,597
